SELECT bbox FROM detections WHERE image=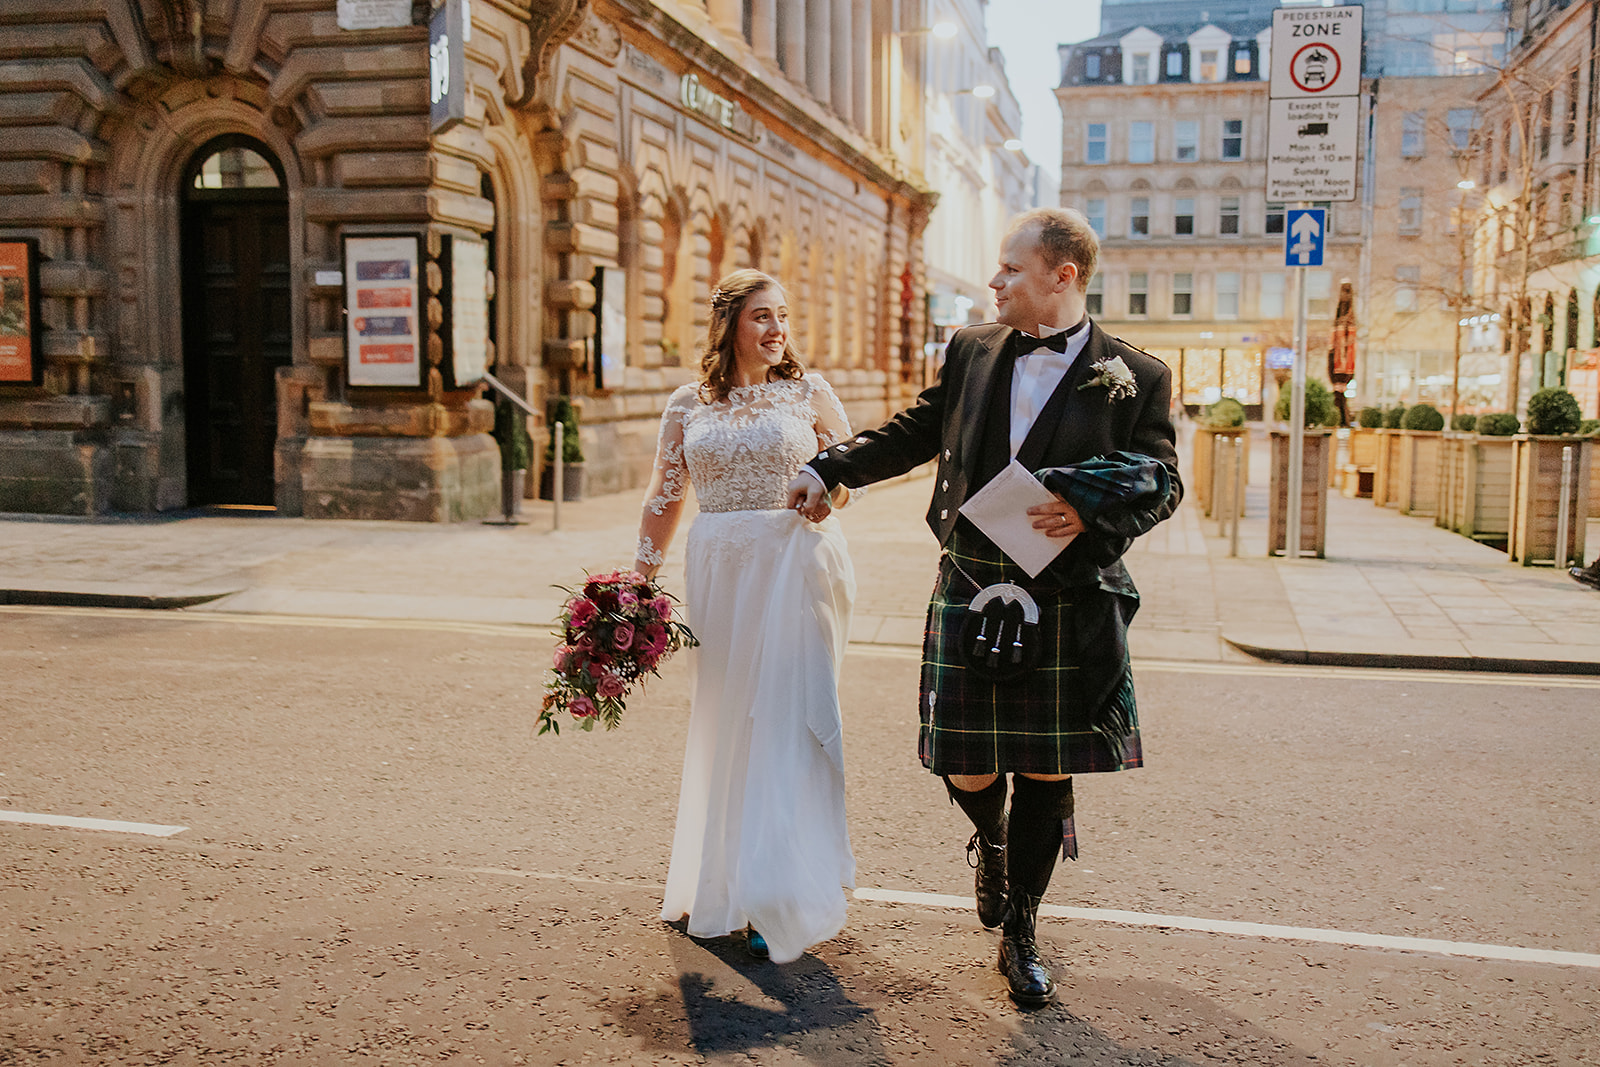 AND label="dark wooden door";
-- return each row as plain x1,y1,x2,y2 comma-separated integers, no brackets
181,193,291,506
